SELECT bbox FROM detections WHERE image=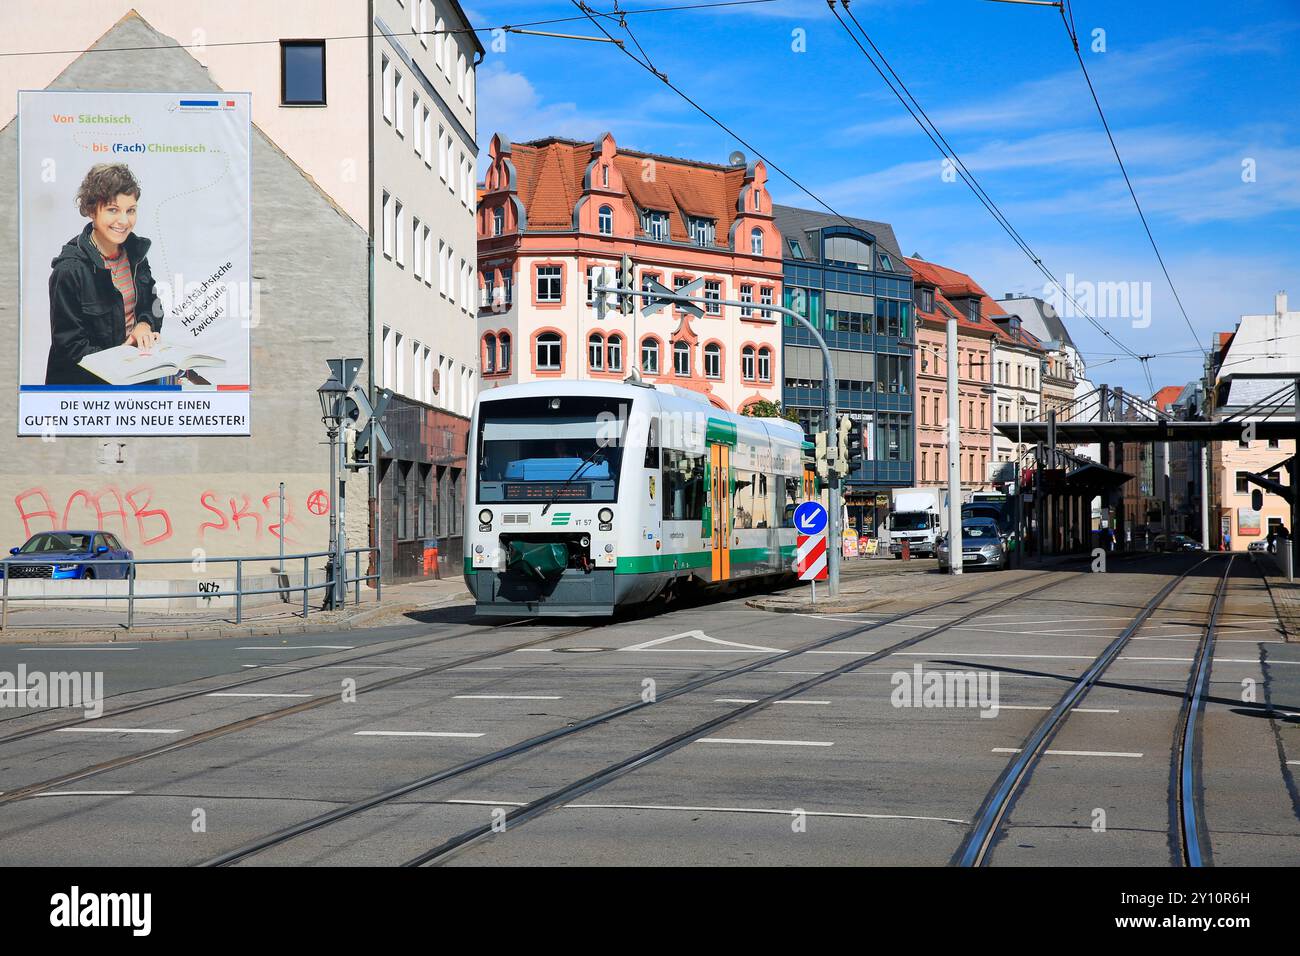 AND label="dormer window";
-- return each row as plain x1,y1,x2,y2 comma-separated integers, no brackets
751,227,764,256
788,238,803,259
915,287,934,313
688,217,715,247
967,298,980,323
598,204,613,236
824,234,872,269
640,209,669,241
878,253,893,272
601,164,609,187
492,206,504,237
